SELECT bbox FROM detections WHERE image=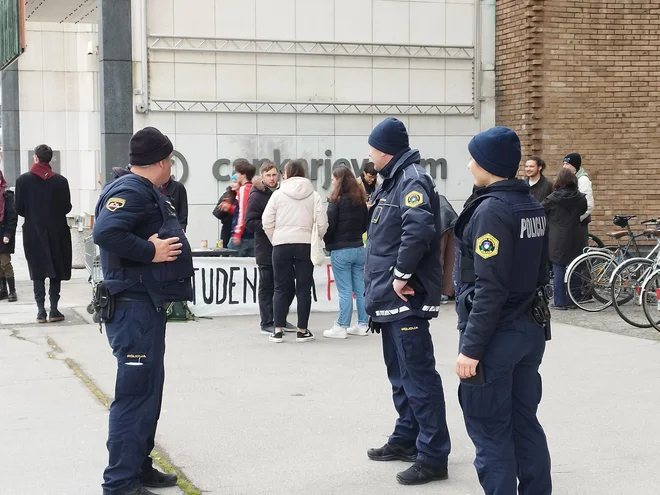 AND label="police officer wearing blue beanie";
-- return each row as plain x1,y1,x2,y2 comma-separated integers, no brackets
364,117,452,486
454,126,552,494
93,127,193,495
